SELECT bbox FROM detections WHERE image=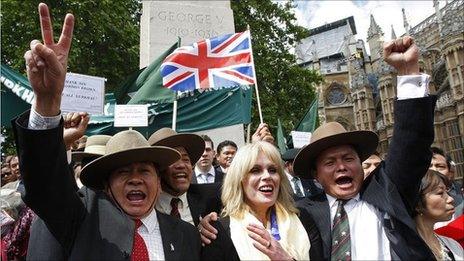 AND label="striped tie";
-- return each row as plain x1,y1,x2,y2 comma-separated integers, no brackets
170,198,181,219
331,200,351,261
